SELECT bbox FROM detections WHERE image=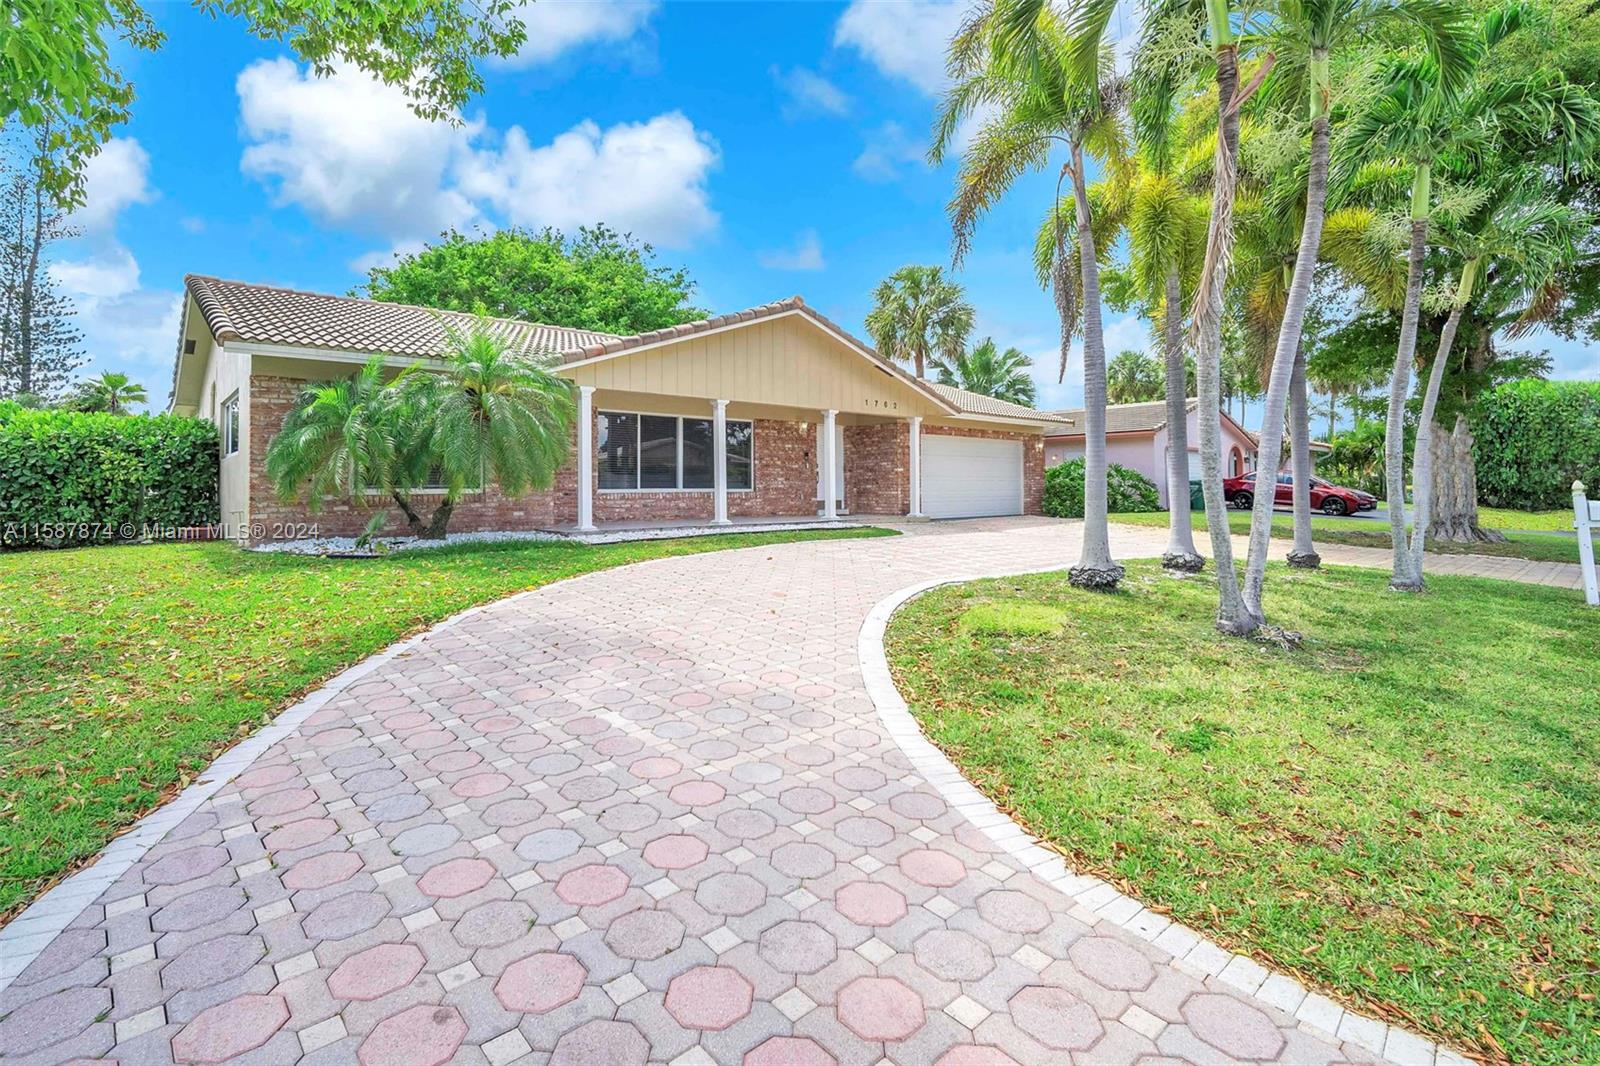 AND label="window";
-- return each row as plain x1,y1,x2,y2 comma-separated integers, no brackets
597,410,754,491
221,392,240,455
